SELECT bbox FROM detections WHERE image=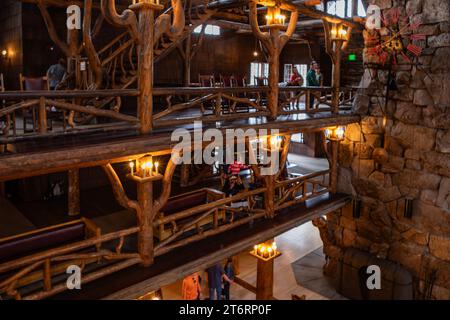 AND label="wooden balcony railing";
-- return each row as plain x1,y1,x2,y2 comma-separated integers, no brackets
0,169,333,300
279,86,355,114
0,227,140,300
275,169,330,211
0,86,354,143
